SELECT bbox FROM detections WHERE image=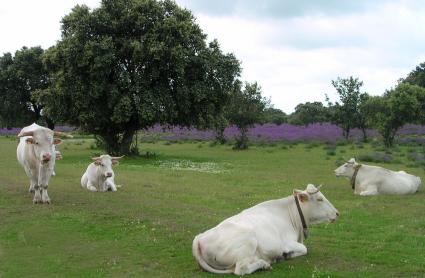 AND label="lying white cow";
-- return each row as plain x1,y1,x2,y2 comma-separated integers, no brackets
192,184,339,275
335,158,421,195
17,123,72,204
81,155,123,192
